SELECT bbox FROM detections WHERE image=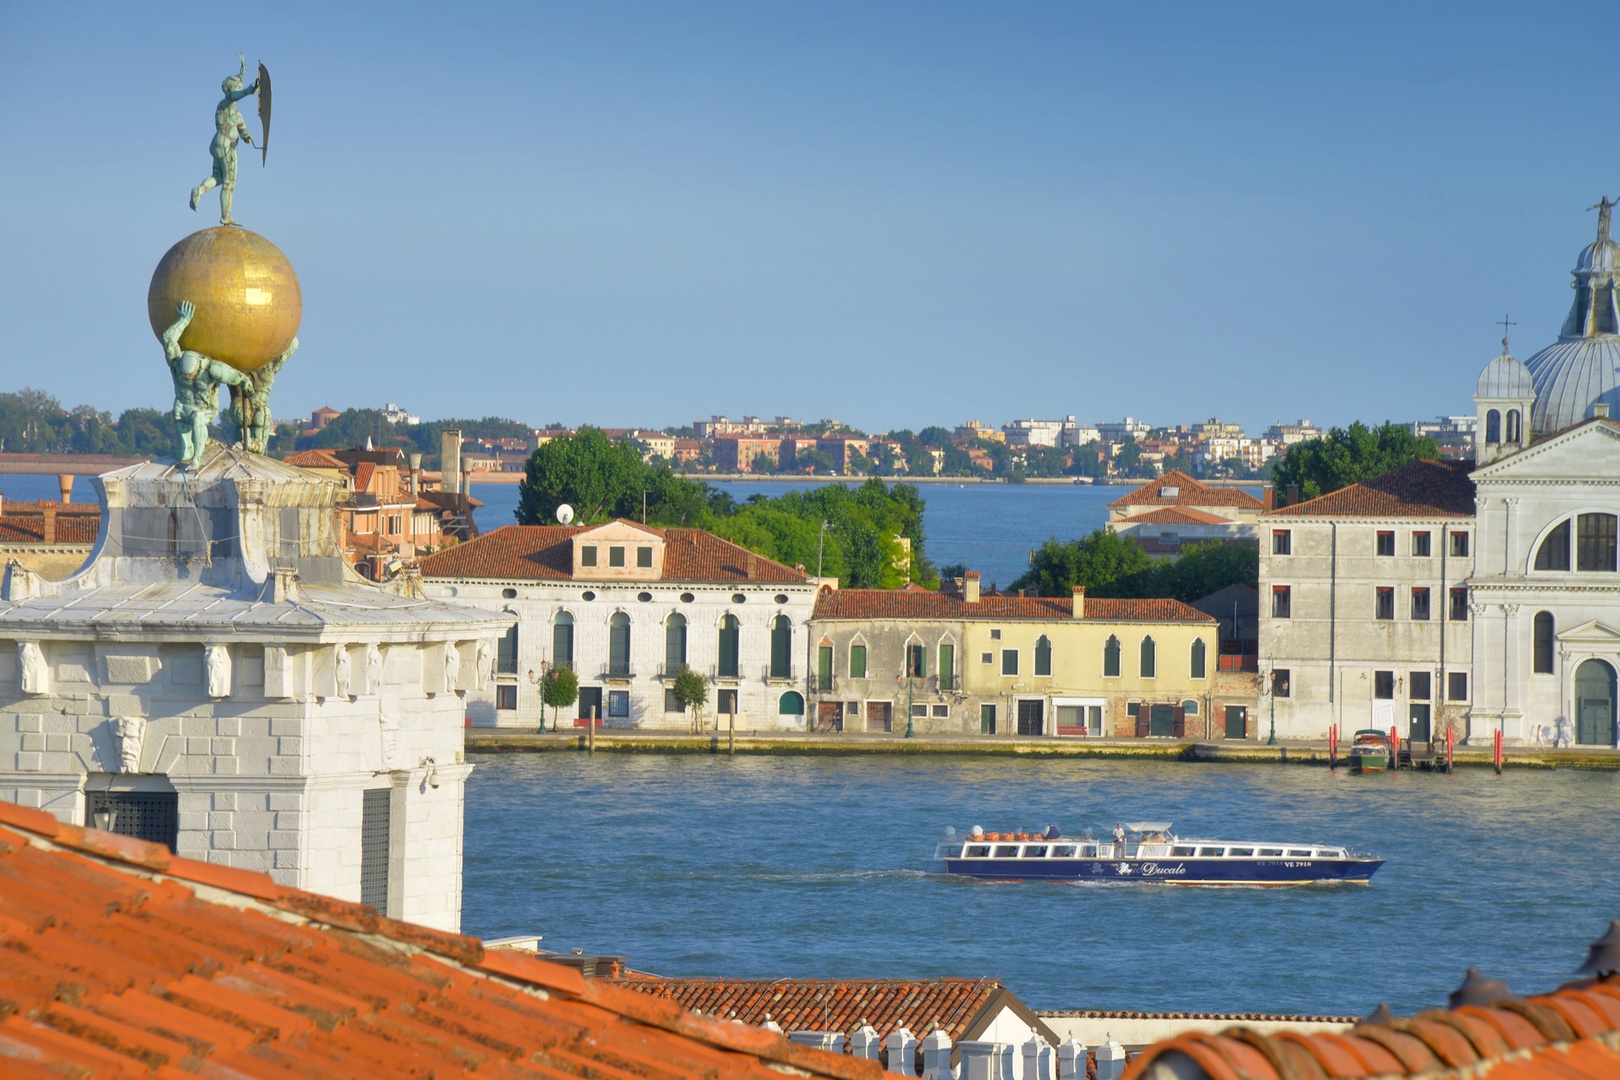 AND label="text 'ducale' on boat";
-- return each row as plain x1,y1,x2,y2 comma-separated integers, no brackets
932,822,1383,886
